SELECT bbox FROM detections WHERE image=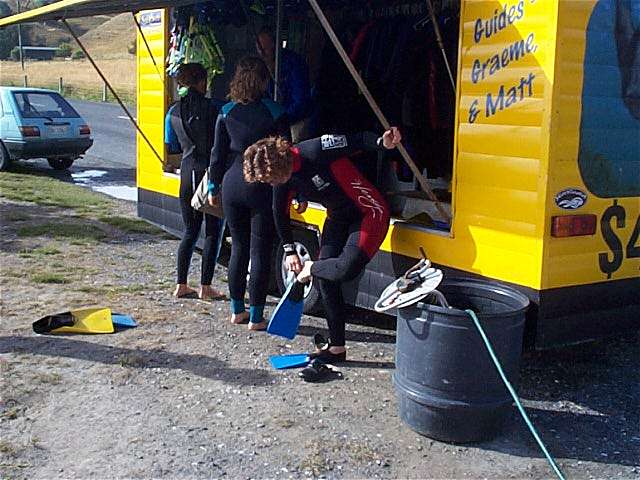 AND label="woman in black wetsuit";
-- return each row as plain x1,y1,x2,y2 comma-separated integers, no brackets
208,56,290,330
243,128,401,358
164,63,225,300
